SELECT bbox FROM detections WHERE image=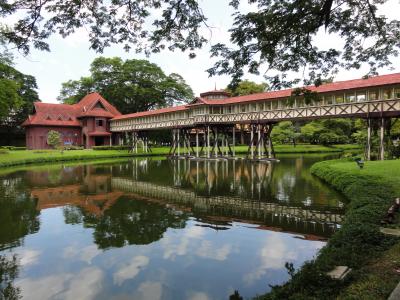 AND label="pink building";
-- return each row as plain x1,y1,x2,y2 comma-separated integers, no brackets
22,93,121,149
